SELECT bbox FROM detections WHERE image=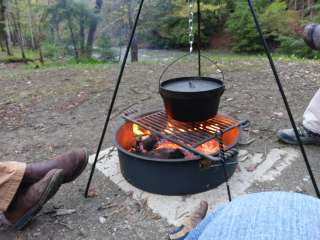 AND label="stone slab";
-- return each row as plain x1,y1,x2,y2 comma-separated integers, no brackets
89,147,299,226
